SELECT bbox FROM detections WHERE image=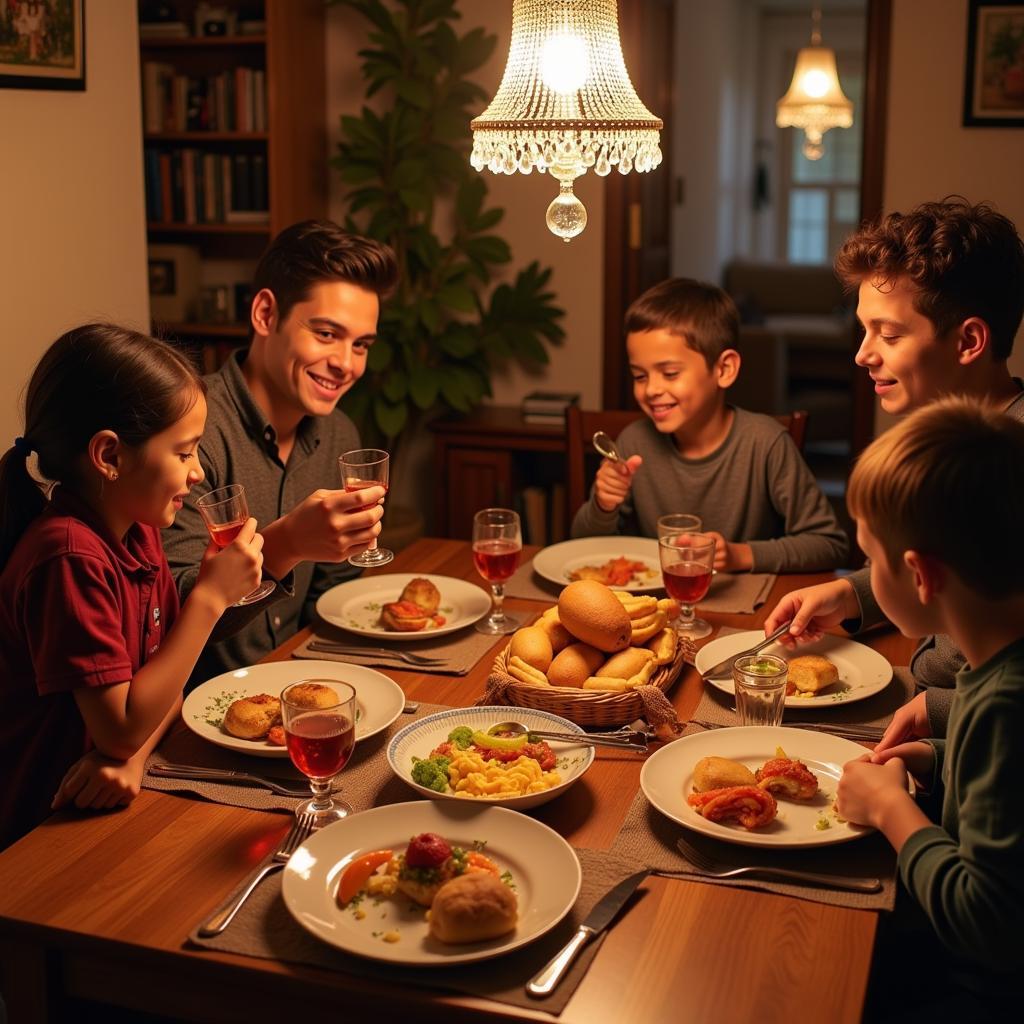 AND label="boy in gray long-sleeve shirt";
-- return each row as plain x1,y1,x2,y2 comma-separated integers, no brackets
571,277,848,573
